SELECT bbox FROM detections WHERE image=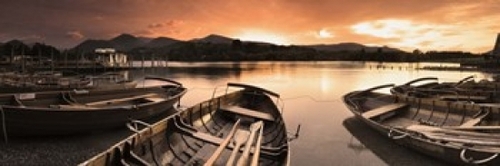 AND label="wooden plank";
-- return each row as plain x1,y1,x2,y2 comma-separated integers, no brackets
52,104,97,110
144,97,165,102
192,132,224,145
85,93,157,106
220,106,275,122
362,103,408,119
